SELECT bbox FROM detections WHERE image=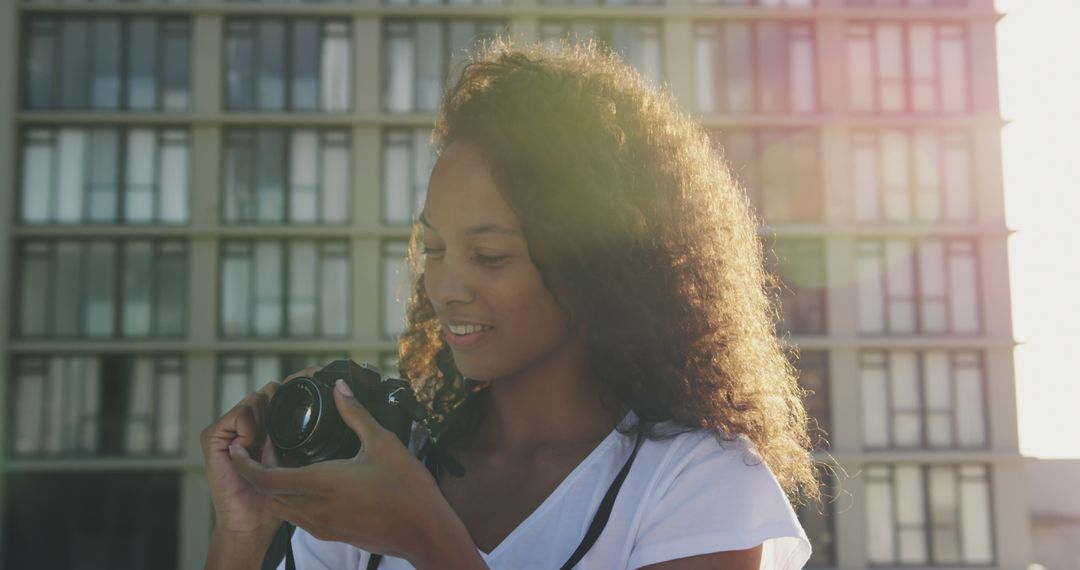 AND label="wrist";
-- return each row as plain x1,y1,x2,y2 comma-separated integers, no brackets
408,513,487,570
206,525,280,570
